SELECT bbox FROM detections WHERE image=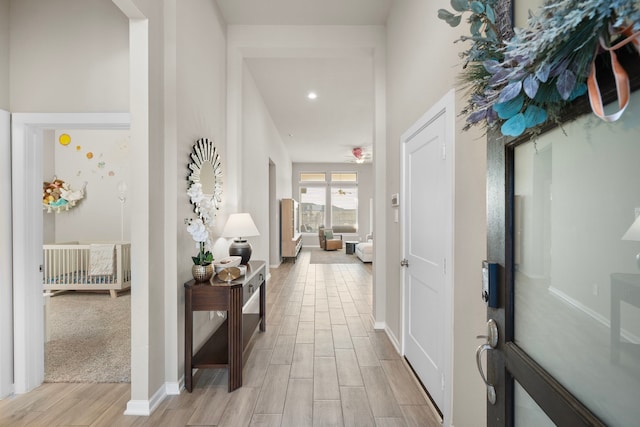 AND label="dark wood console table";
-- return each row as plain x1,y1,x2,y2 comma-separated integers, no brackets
184,260,266,392
610,273,640,363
